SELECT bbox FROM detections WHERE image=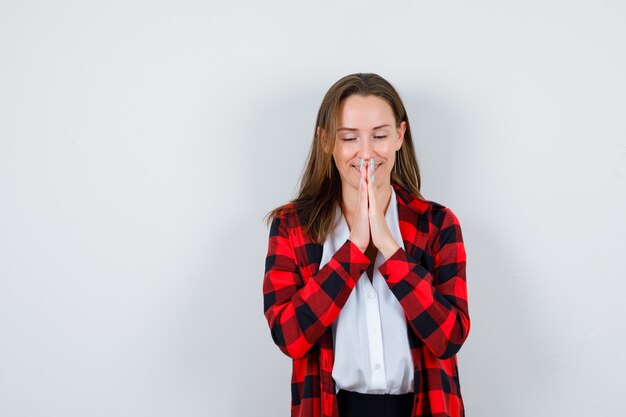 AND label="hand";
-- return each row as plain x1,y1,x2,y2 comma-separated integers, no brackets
348,158,370,253
366,158,401,259
348,158,400,259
